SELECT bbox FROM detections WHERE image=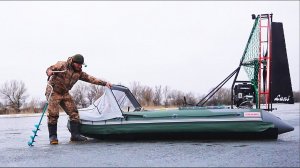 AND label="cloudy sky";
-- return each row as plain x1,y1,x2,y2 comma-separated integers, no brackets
0,1,299,101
